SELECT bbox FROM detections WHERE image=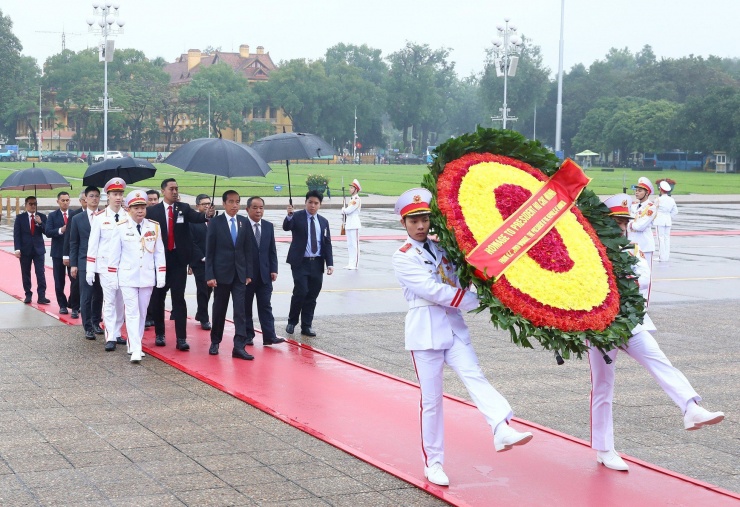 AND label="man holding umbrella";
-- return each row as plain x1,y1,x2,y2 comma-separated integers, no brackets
147,178,214,350
13,196,49,304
